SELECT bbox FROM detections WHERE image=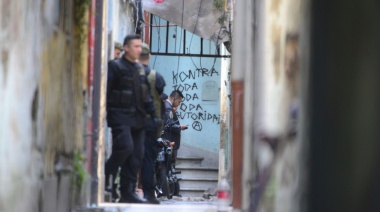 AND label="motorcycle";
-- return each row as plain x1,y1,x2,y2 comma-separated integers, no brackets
155,138,181,199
